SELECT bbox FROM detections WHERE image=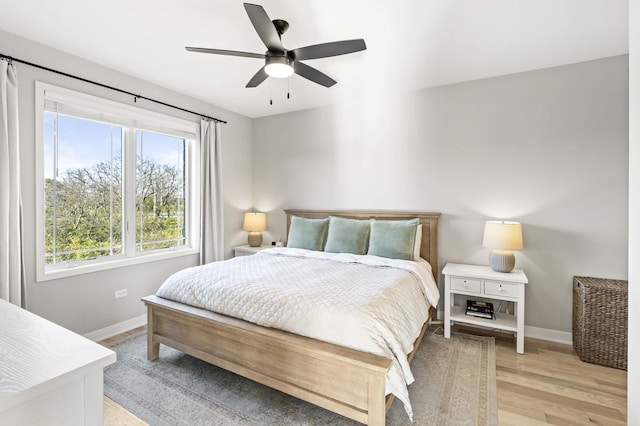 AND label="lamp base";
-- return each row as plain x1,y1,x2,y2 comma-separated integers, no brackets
248,231,263,247
489,249,515,273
